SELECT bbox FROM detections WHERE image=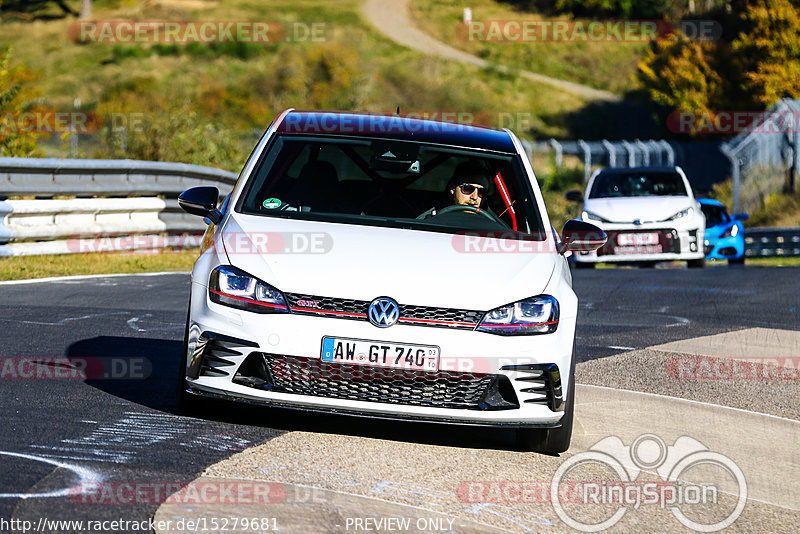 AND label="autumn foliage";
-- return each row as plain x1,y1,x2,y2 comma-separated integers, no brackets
638,0,800,134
